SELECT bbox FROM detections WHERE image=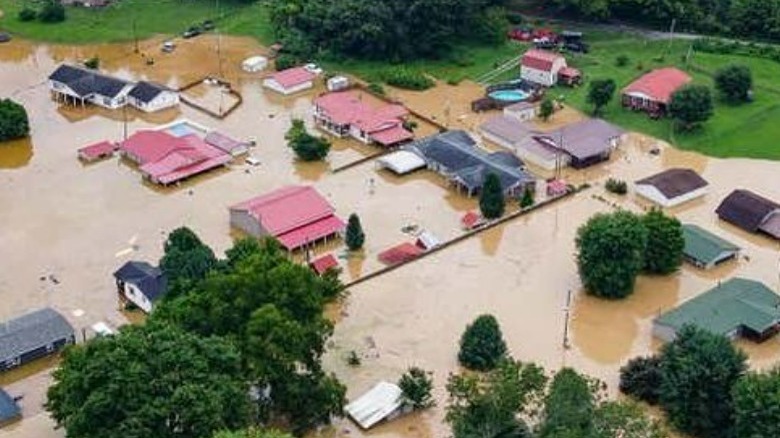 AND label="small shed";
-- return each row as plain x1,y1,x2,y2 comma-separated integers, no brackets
309,254,339,276
503,101,538,122
546,179,568,197
378,243,423,266
205,131,250,156
682,224,740,269
78,140,117,162
345,381,403,430
263,66,317,95
461,211,484,230
327,76,350,92
376,150,427,175
242,56,268,73
0,388,21,426
415,230,442,250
